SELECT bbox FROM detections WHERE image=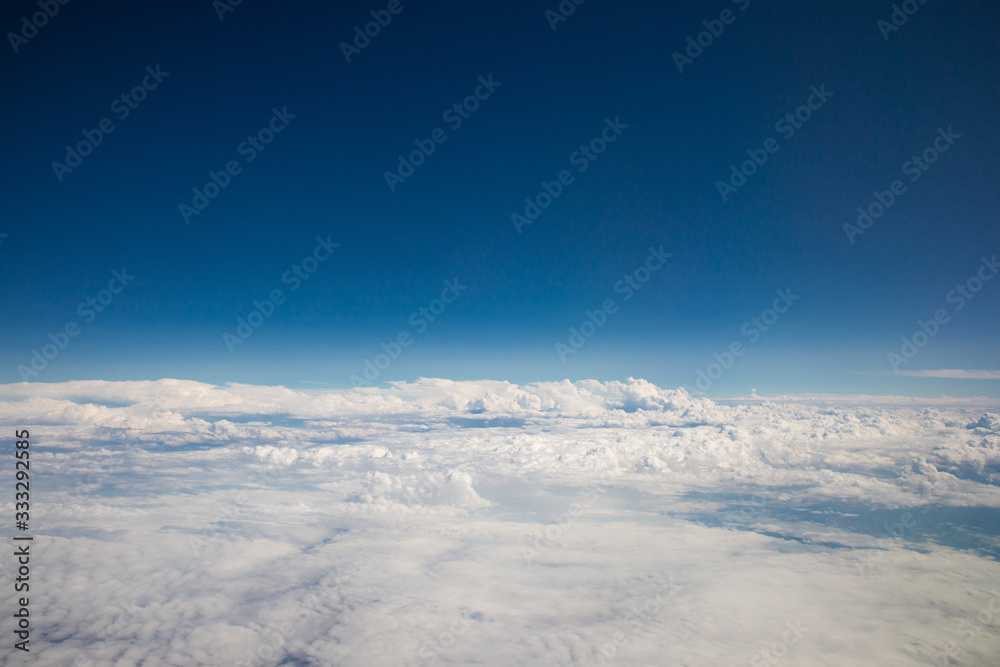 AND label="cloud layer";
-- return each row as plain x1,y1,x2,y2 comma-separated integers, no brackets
2,378,999,665
891,369,1000,379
